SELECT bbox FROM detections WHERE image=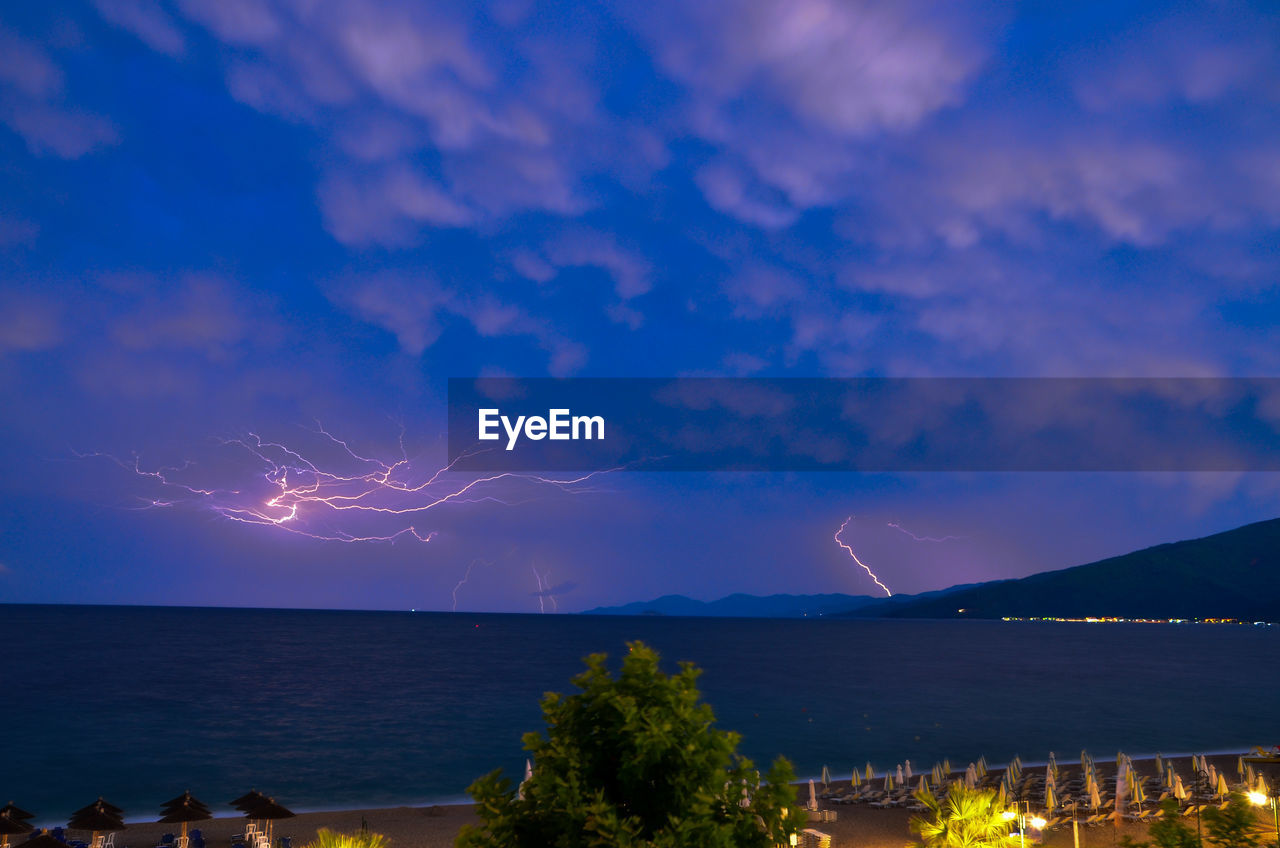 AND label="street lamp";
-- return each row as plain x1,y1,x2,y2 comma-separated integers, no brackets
1004,802,1046,848
1247,791,1279,848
